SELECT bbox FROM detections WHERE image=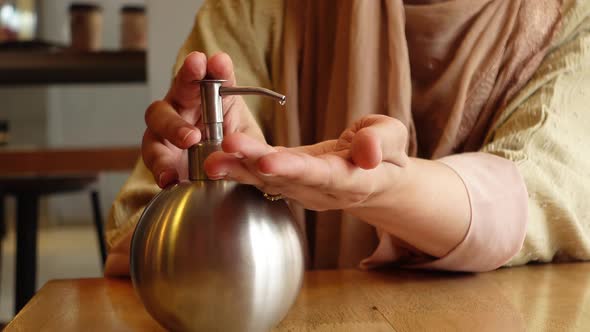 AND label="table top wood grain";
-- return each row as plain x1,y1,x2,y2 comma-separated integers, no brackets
6,263,590,331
